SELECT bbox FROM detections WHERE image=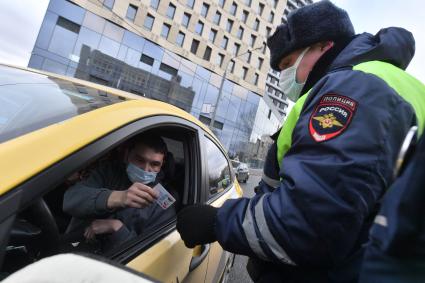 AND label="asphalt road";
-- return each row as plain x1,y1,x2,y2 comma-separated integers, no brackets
227,171,261,283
